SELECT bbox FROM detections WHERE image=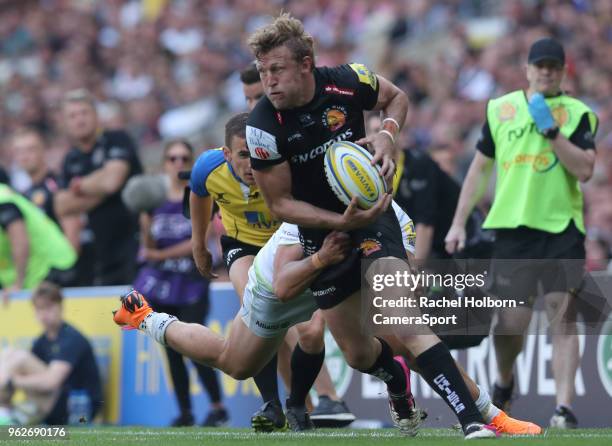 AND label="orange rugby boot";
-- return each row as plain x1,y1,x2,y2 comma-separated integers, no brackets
112,289,153,329
490,410,542,435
